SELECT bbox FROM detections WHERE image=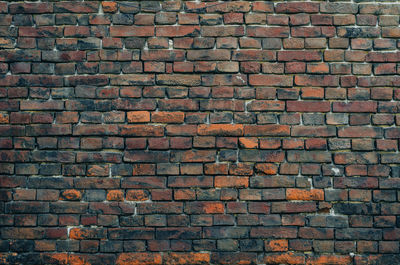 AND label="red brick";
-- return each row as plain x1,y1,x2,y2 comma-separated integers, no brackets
278,51,322,61
287,101,330,112
110,26,155,37
245,125,290,136
215,176,249,188
333,101,377,113
156,26,200,37
294,75,339,86
197,124,243,136
249,75,293,86
276,2,319,13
